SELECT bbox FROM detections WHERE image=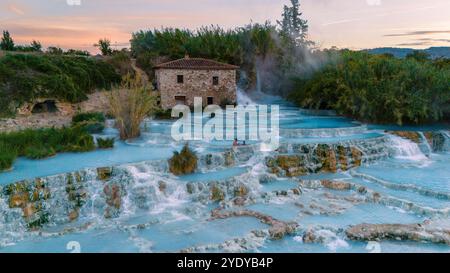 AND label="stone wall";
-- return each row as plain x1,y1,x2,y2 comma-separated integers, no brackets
156,68,237,109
